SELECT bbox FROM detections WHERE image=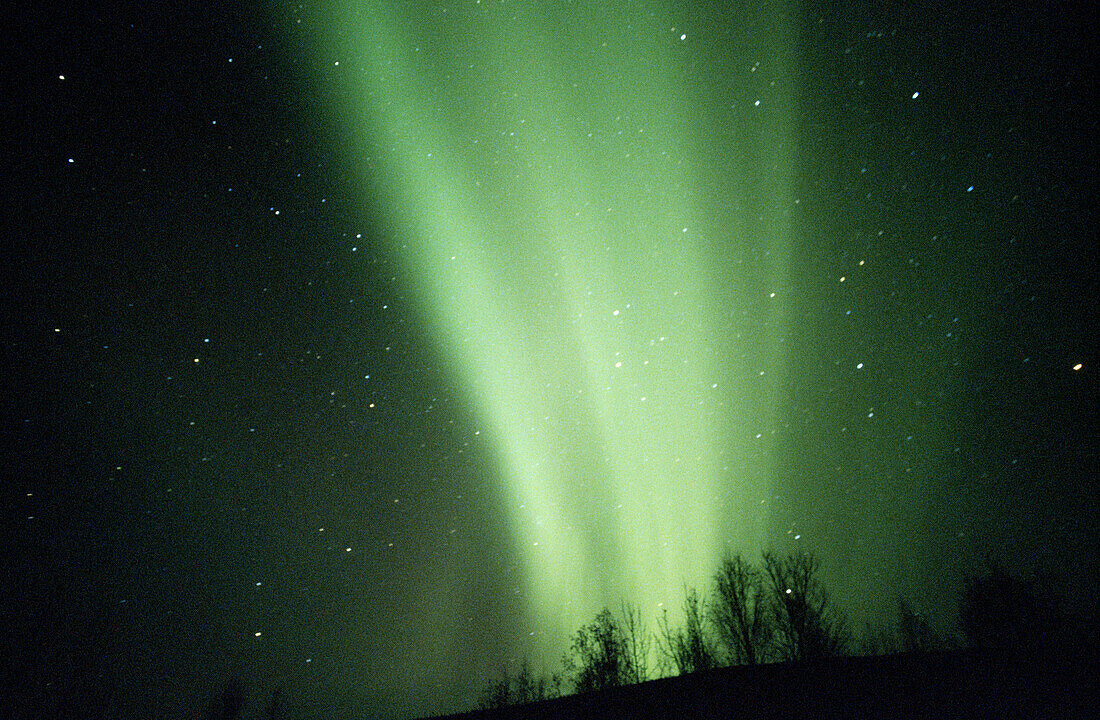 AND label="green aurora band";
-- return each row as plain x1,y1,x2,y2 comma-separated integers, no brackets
308,0,798,662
